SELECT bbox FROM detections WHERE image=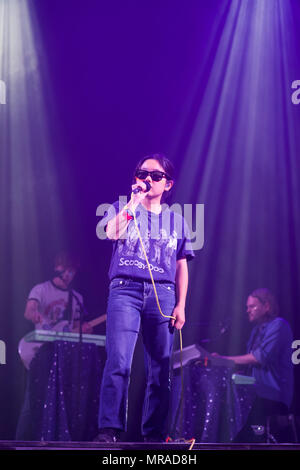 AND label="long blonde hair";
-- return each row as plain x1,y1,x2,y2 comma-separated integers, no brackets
250,288,279,319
